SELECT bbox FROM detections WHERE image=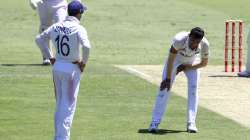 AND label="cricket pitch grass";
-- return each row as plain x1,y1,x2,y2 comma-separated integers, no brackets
1,0,250,139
